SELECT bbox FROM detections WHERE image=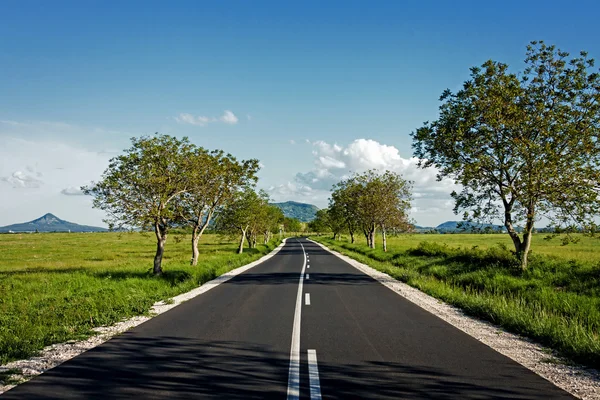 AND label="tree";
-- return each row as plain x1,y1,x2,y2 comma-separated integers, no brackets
283,217,302,236
325,206,346,240
330,179,361,243
412,41,600,269
177,149,259,265
260,205,285,244
368,171,412,252
308,209,330,235
84,134,194,275
352,170,412,250
215,188,267,254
